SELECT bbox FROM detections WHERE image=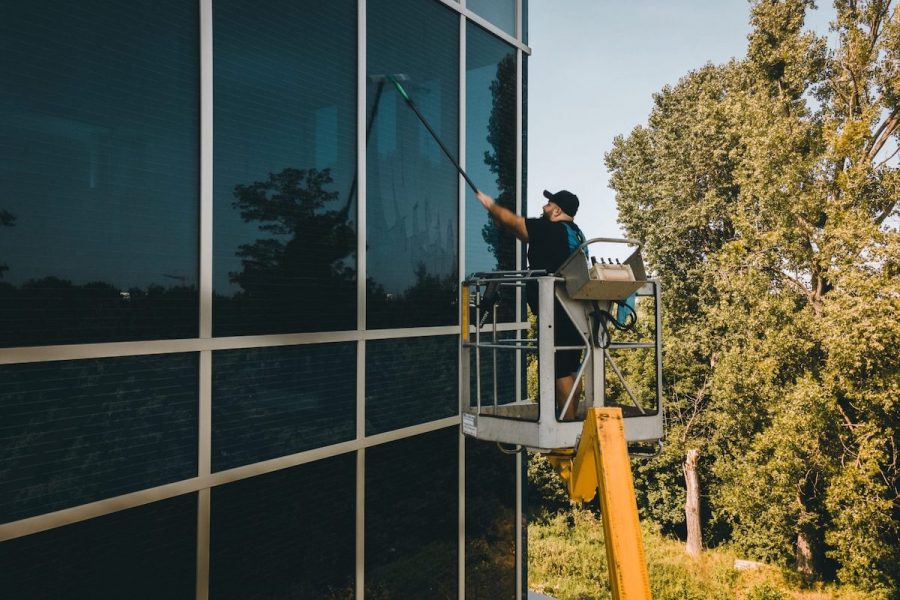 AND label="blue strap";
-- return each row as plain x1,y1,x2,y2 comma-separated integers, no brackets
563,222,589,260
